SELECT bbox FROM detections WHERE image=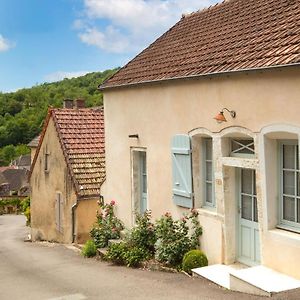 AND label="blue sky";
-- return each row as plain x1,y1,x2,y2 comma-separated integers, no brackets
0,0,218,92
